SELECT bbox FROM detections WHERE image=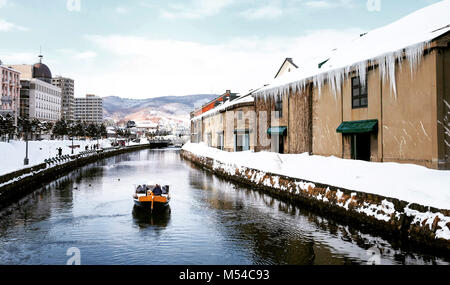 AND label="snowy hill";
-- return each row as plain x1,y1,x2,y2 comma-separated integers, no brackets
103,94,217,126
